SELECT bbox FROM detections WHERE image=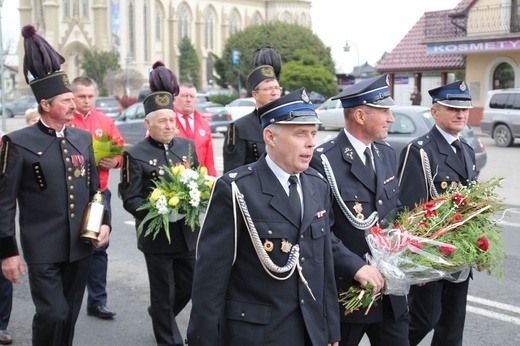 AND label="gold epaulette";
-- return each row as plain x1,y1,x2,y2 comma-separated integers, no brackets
226,123,236,146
